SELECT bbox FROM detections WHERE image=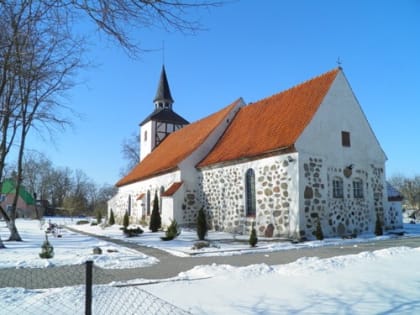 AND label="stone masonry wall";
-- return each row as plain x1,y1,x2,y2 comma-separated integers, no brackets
301,156,386,239
325,167,370,237
180,188,201,226
199,156,296,237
